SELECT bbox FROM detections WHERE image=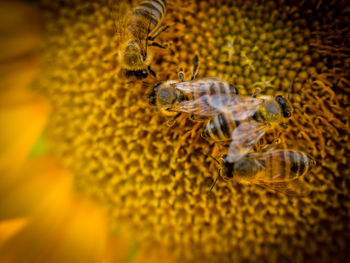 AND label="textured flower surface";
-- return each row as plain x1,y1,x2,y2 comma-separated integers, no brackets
36,0,350,262
0,1,176,263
